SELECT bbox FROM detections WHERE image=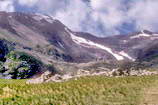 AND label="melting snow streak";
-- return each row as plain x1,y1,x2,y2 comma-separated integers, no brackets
68,30,124,60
